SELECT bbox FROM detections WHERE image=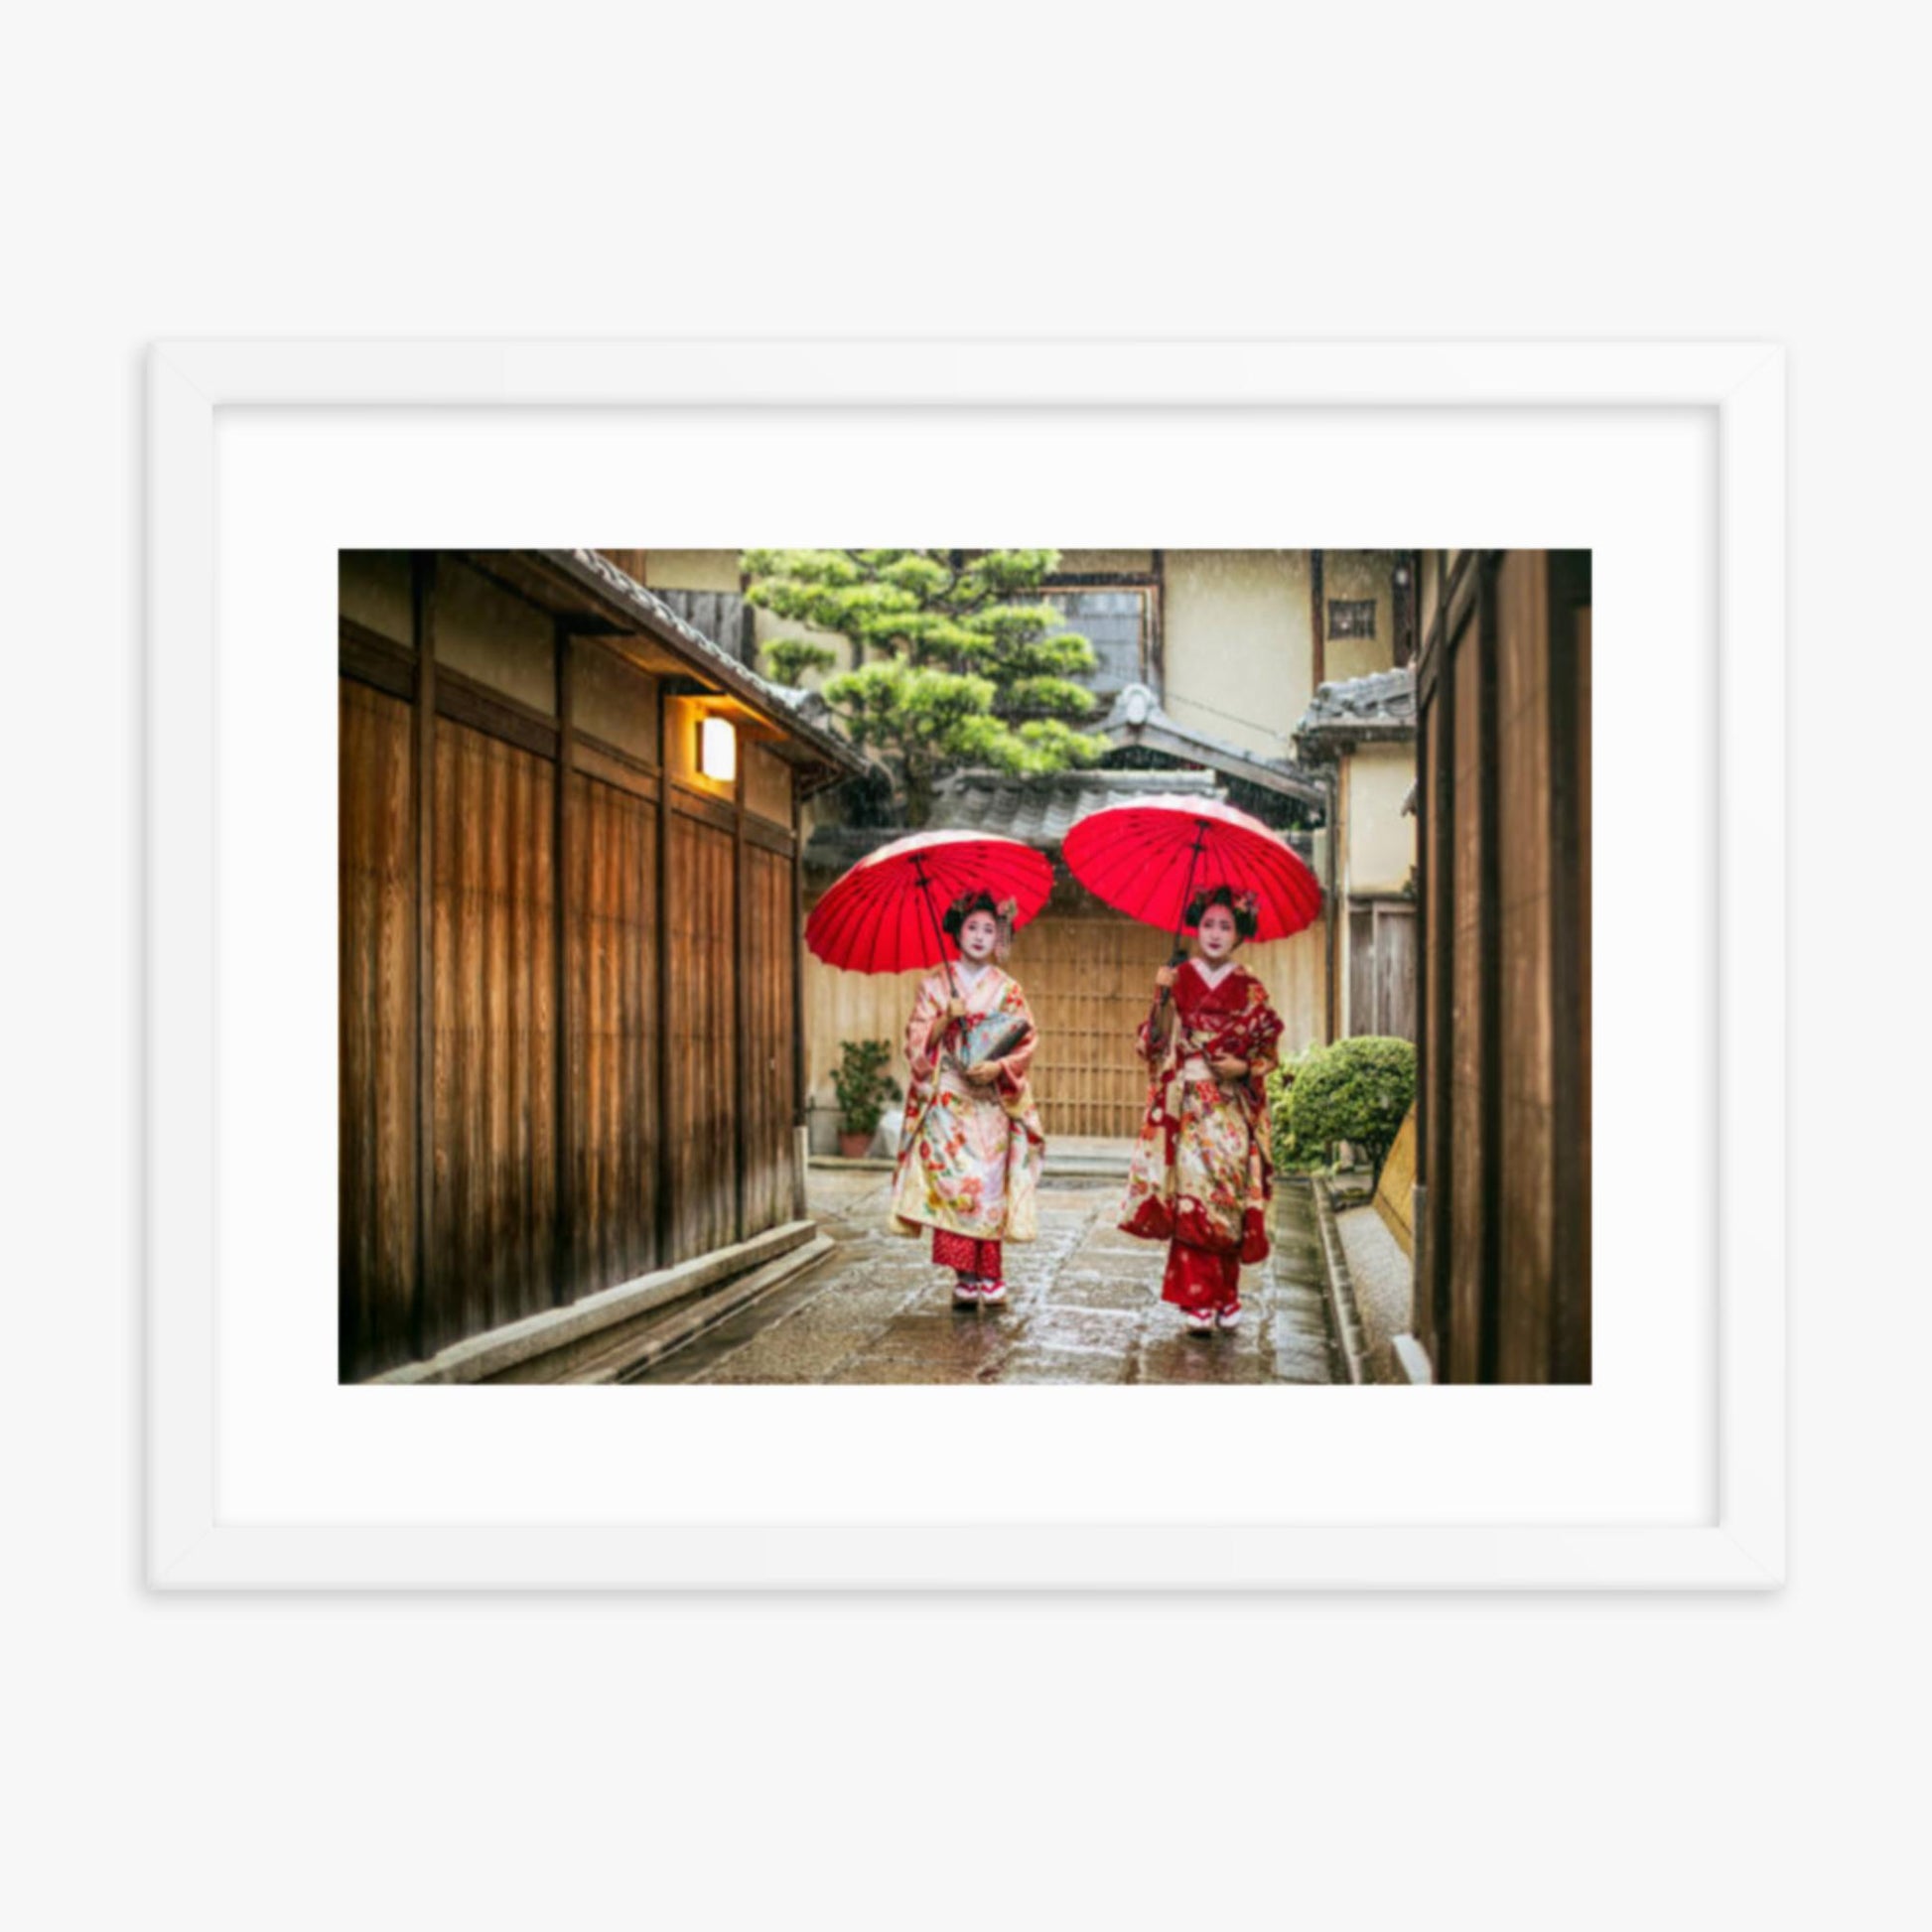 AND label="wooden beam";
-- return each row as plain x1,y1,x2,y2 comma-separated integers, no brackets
1310,548,1326,693
791,787,808,1173
1323,770,1339,1045
1426,599,1456,1372
410,554,438,1361
1412,681,1434,1362
654,699,676,1270
1416,552,1448,699
741,815,795,860
1474,556,1504,1382
340,621,415,701
571,736,661,803
552,627,575,1308
433,670,561,760
451,549,575,620
1444,549,1479,644
1547,551,1592,1384
667,782,740,835
734,798,750,1244
1149,549,1166,697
